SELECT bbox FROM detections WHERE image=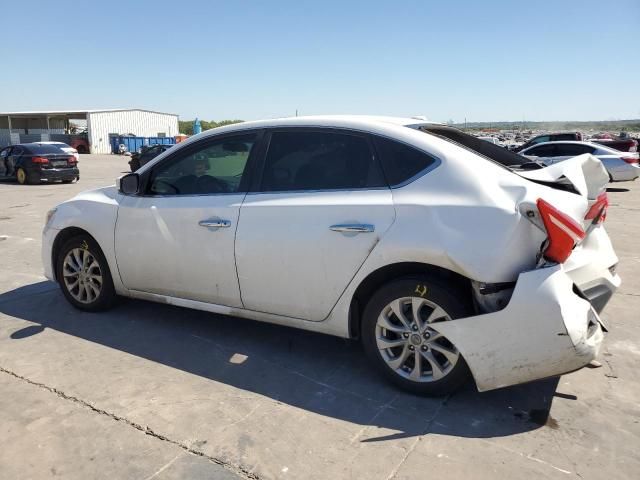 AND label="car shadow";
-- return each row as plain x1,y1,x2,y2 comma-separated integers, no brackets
0,282,565,441
606,187,630,192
